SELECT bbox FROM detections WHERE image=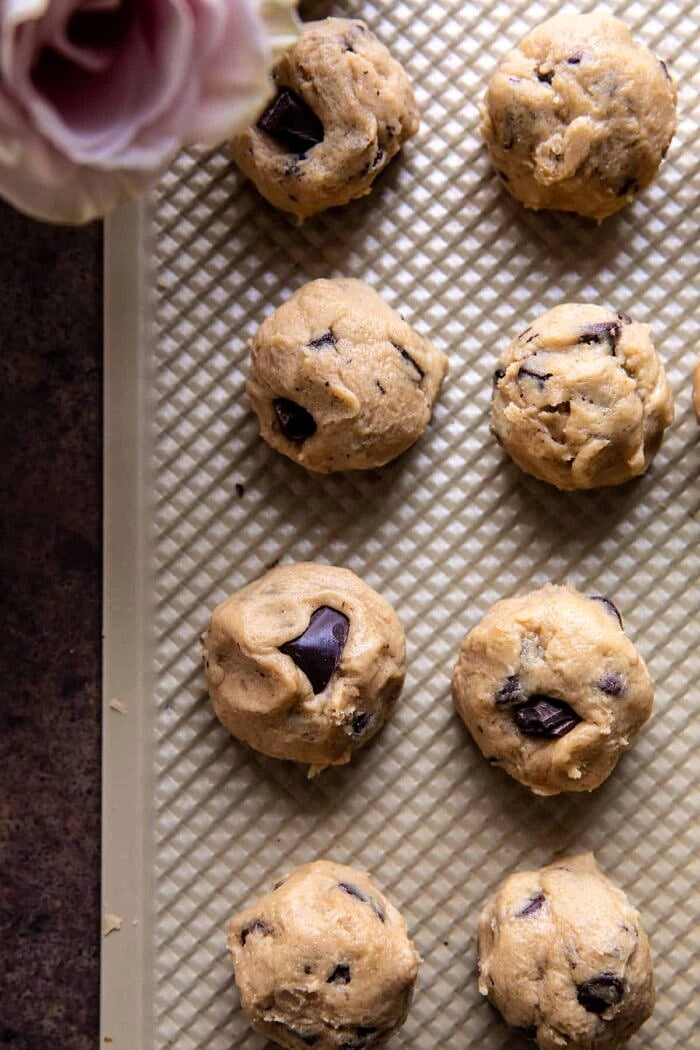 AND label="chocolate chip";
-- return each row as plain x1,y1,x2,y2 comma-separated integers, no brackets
240,919,272,945
273,398,317,443
579,321,620,351
577,973,624,1014
659,59,671,82
617,177,639,198
495,674,526,706
589,595,623,629
327,963,351,984
567,53,582,64
279,606,350,694
513,696,581,738
351,711,372,736
536,68,554,84
258,88,324,154
517,365,552,386
376,381,386,395
303,963,313,974
338,882,384,922
493,367,506,383
599,672,624,697
307,329,336,349
372,146,384,168
617,311,632,325
518,892,545,917
391,341,424,380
